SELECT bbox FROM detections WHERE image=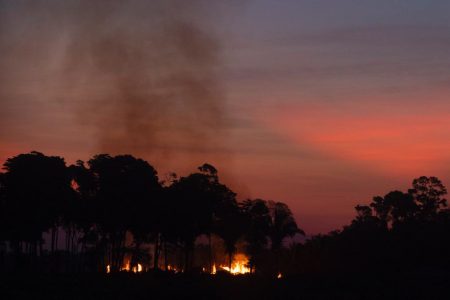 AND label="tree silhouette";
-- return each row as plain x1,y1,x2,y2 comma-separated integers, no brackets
0,151,308,276
268,201,303,251
168,171,215,271
370,191,417,228
167,163,237,272
68,160,98,265
241,199,271,272
2,148,449,291
409,176,447,219
215,200,245,270
87,154,160,272
1,151,72,270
